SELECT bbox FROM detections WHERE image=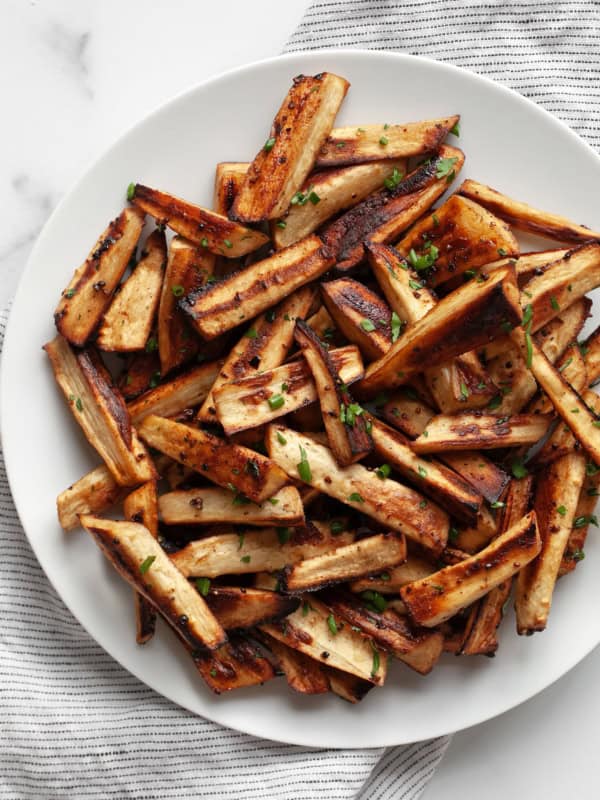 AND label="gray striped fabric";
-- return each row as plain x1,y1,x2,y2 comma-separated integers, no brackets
3,2,599,797
286,0,600,154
